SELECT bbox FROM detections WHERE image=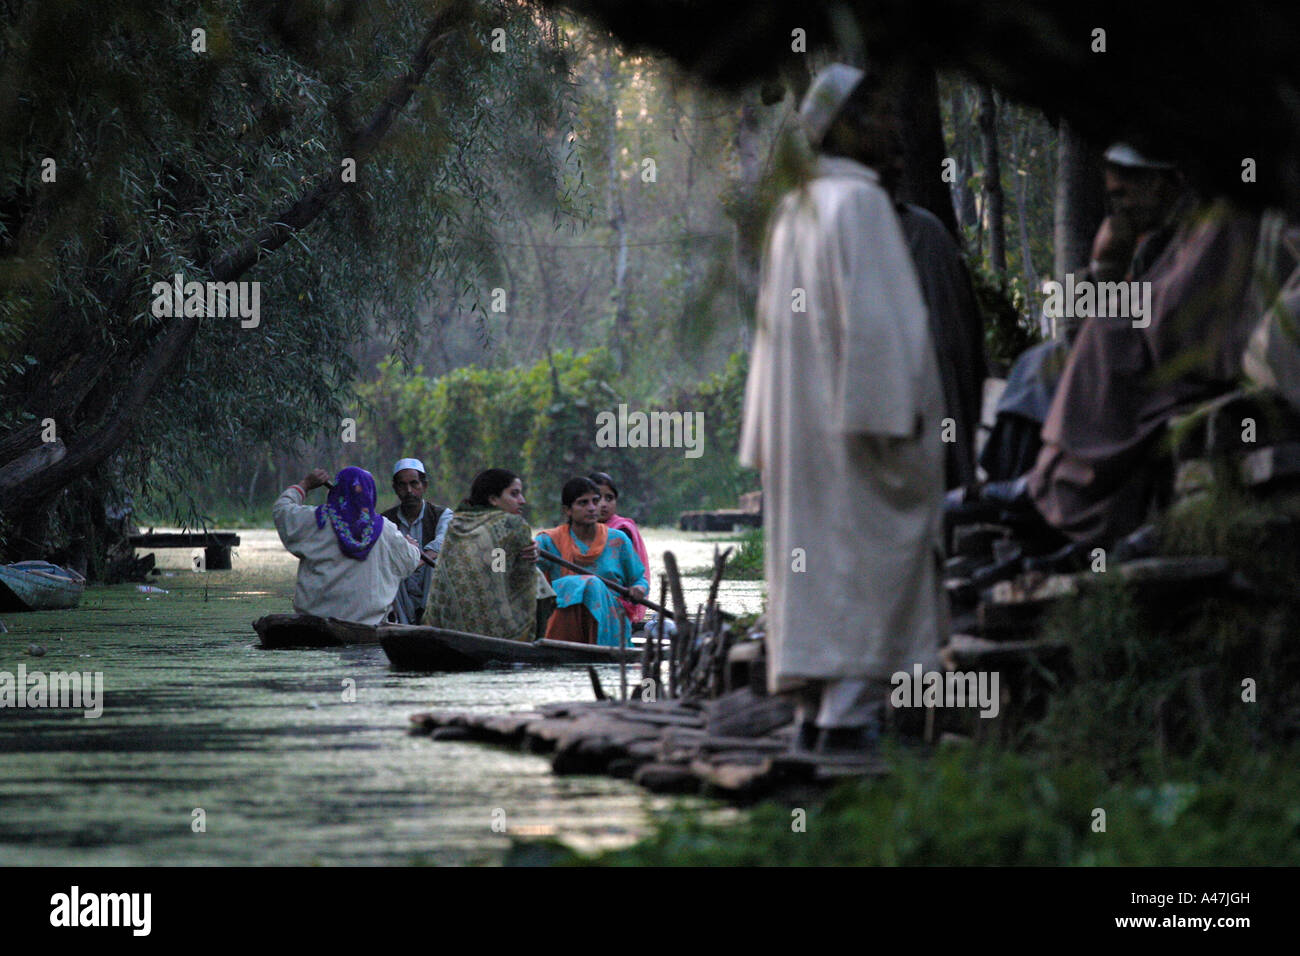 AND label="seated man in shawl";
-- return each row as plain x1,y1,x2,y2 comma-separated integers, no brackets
956,147,1188,521
978,216,1137,485
273,466,422,626
1029,195,1269,546
536,477,648,647
382,457,452,625
424,469,555,642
